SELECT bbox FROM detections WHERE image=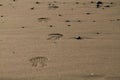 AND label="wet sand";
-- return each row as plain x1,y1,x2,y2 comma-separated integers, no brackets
0,0,120,80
